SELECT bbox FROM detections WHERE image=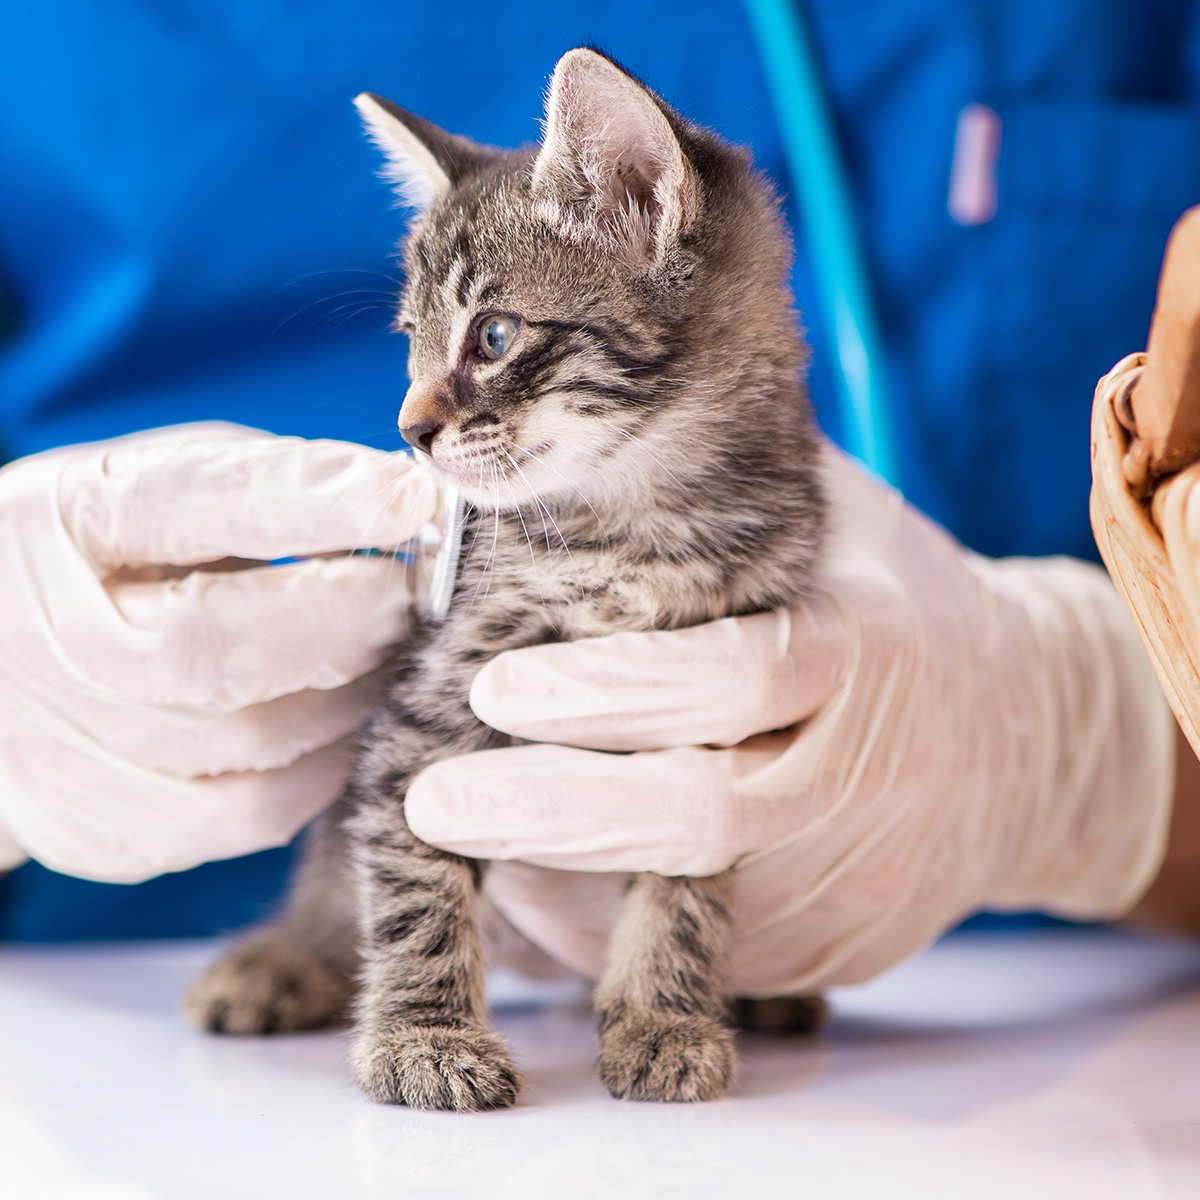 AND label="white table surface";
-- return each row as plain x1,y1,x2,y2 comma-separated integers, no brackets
4,926,1200,1199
